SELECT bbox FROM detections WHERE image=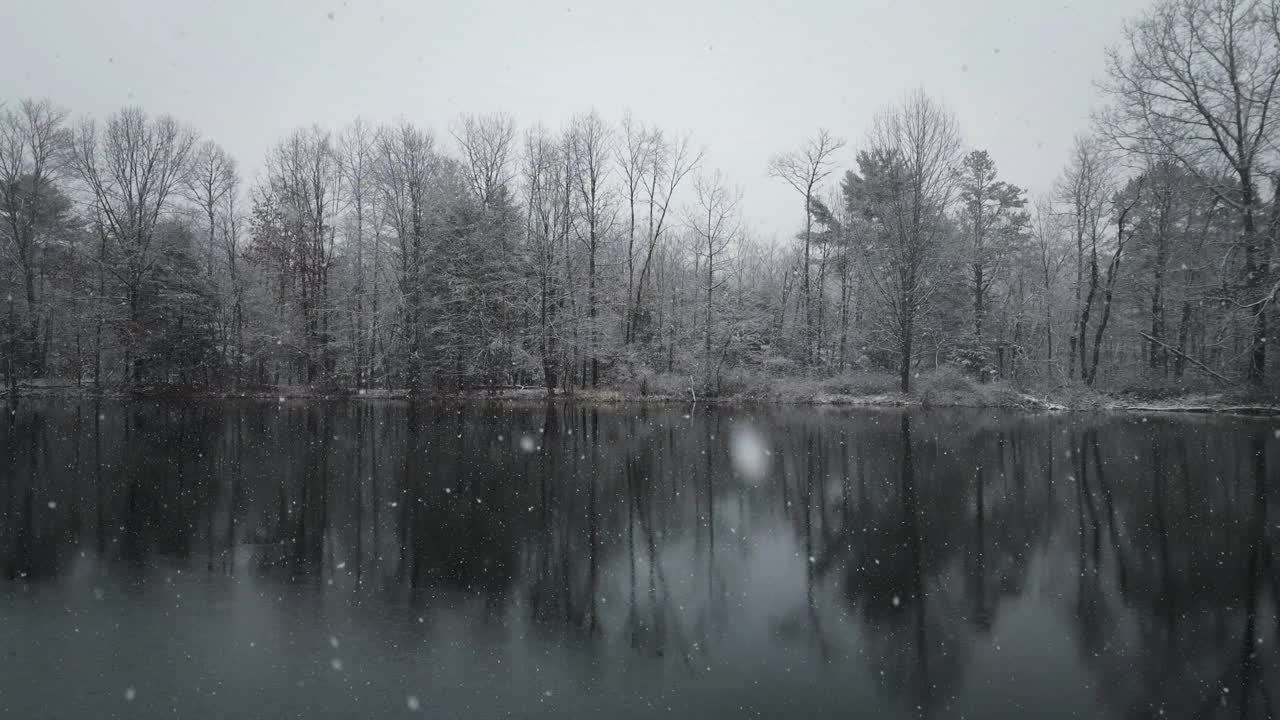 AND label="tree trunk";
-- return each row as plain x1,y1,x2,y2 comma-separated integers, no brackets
838,267,850,372
93,231,105,393
899,304,914,394
6,293,17,398
704,252,713,382
127,284,141,387
1068,336,1077,381
1241,175,1266,382
625,185,637,345
815,244,828,367
803,189,812,366
589,235,598,388
1173,299,1192,380
1077,240,1100,382
973,263,984,341
23,267,40,378
1149,212,1167,376
234,294,243,390
1087,247,1124,387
